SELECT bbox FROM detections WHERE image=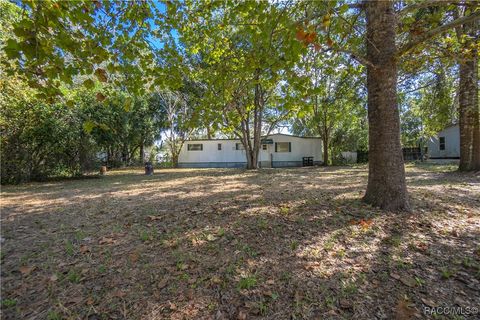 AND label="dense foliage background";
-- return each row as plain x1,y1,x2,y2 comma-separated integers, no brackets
1,0,476,184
